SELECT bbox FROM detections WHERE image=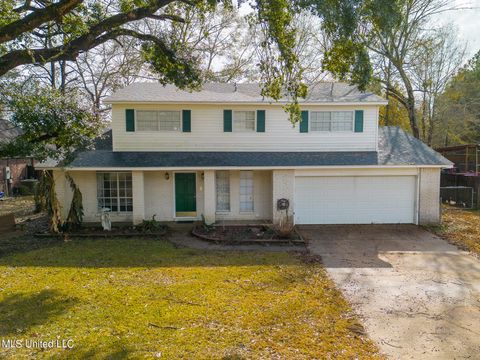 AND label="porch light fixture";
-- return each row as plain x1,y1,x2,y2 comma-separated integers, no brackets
164,172,170,180
201,172,204,180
